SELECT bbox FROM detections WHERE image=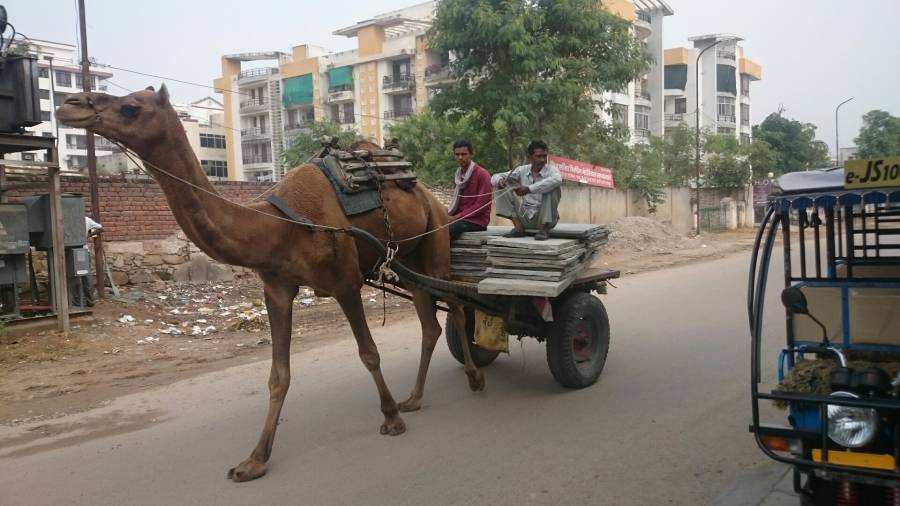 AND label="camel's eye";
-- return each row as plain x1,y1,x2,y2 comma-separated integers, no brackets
120,104,141,119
